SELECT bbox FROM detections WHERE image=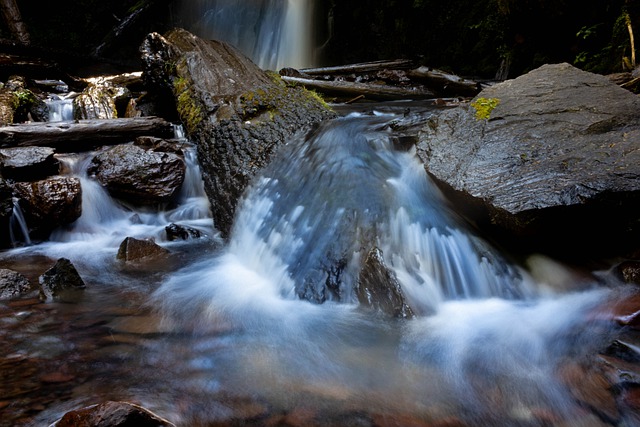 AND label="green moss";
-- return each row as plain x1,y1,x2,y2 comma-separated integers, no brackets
470,97,500,120
173,76,203,135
